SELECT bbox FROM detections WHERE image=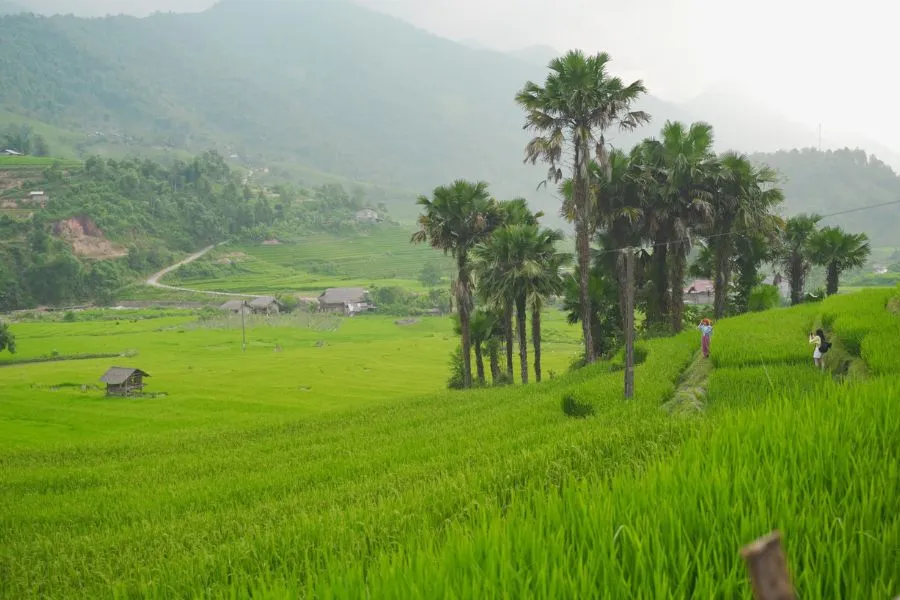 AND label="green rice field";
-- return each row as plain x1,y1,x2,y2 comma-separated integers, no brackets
160,226,454,294
1,288,898,598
